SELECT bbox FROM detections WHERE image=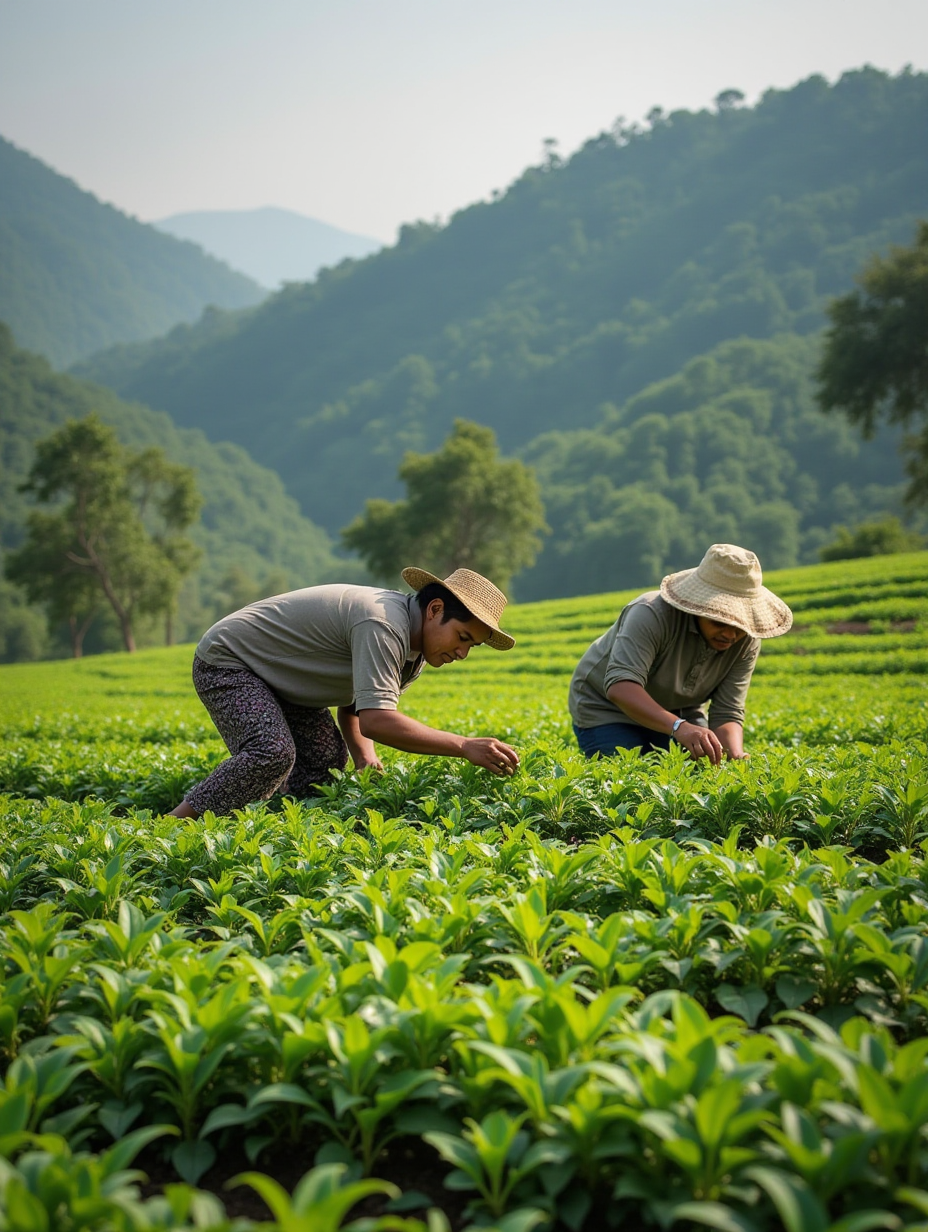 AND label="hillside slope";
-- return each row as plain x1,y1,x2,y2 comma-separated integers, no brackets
0,326,356,661
0,136,266,367
76,67,927,562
